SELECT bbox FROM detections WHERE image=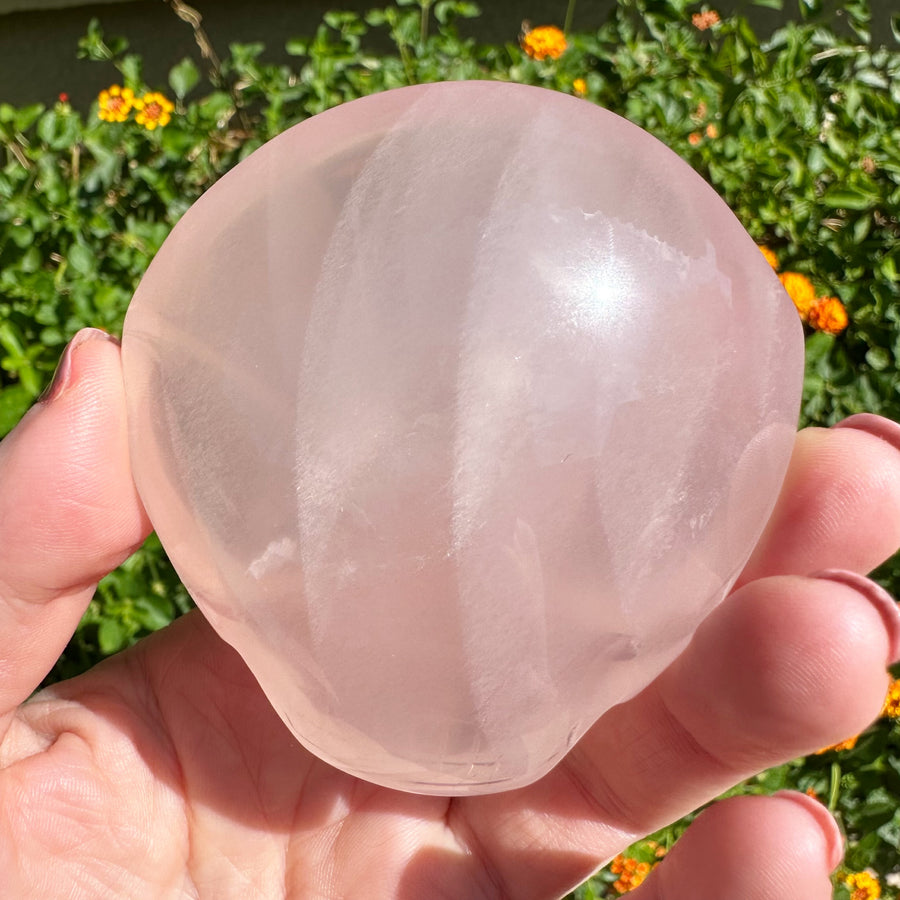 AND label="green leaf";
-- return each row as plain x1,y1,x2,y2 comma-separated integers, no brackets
169,57,200,100
752,0,783,7
14,103,44,131
881,255,899,283
866,347,891,371
133,595,175,632
821,186,878,210
8,224,34,248
97,617,127,655
19,246,41,274
0,385,33,437
77,18,128,62
68,243,96,276
119,53,143,88
36,110,58,145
